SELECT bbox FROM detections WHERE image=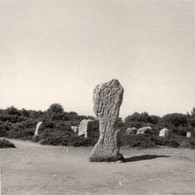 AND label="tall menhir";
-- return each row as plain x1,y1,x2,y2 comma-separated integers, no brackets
89,79,124,162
